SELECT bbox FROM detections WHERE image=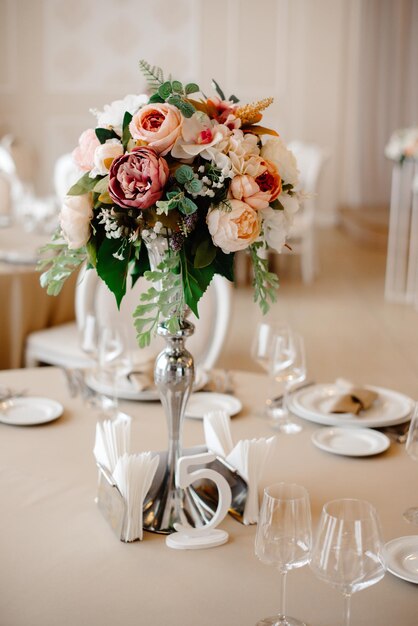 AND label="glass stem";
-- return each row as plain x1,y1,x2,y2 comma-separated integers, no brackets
278,569,287,622
343,593,351,626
